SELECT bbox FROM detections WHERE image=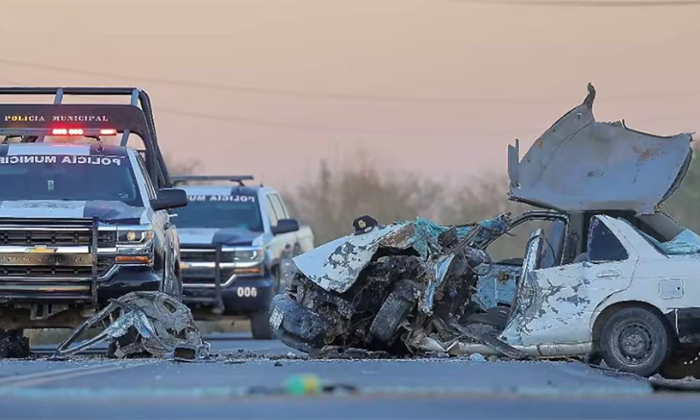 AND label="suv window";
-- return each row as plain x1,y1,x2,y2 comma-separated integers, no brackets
588,218,629,262
270,194,288,219
266,196,280,226
134,153,157,200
